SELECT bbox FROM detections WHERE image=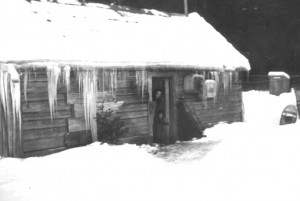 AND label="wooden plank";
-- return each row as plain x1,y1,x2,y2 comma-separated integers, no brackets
64,130,92,148
67,93,82,104
23,119,67,131
200,104,242,113
22,101,71,112
73,104,85,118
187,95,242,104
21,81,66,94
76,105,147,119
23,137,65,153
116,87,135,94
21,93,66,102
165,79,170,123
122,117,148,127
22,147,66,158
23,127,68,141
117,80,138,88
196,108,242,119
68,116,148,132
194,103,242,112
116,94,147,104
22,110,72,121
199,113,242,125
68,118,87,132
118,103,147,112
118,111,148,120
20,73,48,82
19,68,47,74
67,92,115,104
125,126,149,137
182,92,241,103
190,101,242,111
73,101,135,118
